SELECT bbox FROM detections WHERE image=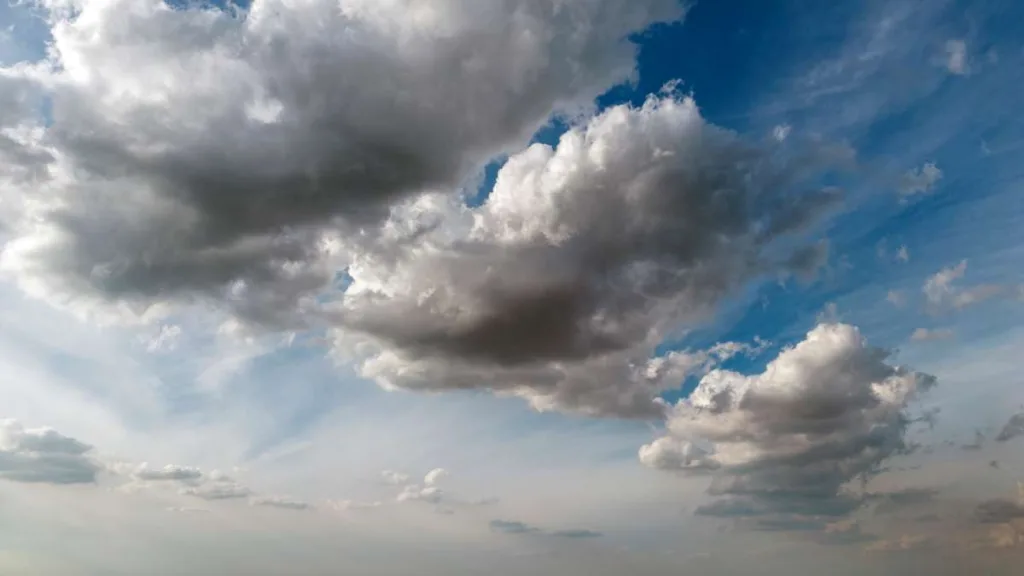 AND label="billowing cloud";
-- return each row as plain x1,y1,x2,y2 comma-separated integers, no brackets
331,92,847,417
637,437,718,471
0,0,684,325
423,468,448,487
641,323,936,523
899,162,942,196
995,413,1024,443
250,495,311,511
0,419,100,485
